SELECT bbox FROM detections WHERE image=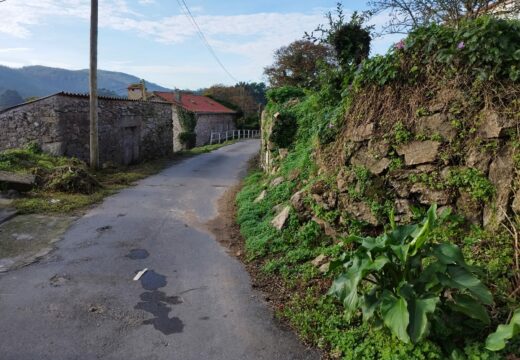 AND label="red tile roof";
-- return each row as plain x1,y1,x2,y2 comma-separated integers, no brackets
153,92,236,114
